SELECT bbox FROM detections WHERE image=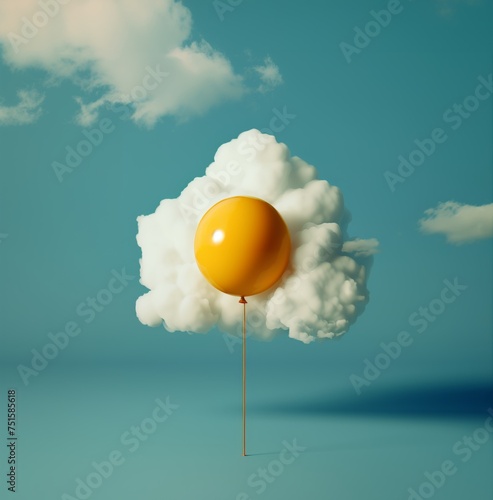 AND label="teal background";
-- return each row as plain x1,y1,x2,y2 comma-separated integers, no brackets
0,0,492,499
